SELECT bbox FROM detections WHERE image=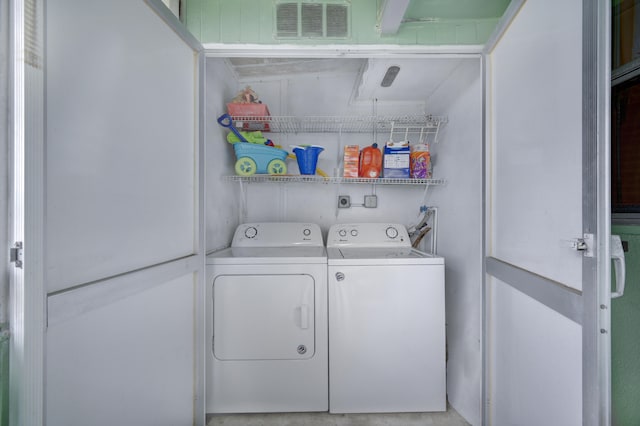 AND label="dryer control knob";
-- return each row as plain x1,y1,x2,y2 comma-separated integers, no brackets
335,272,345,281
338,229,347,237
244,226,258,239
297,345,307,355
